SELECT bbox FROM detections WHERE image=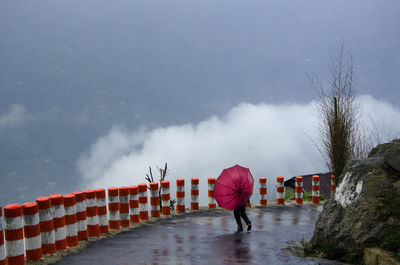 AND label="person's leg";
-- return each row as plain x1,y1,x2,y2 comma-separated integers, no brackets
239,206,250,225
234,208,243,231
239,206,252,231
